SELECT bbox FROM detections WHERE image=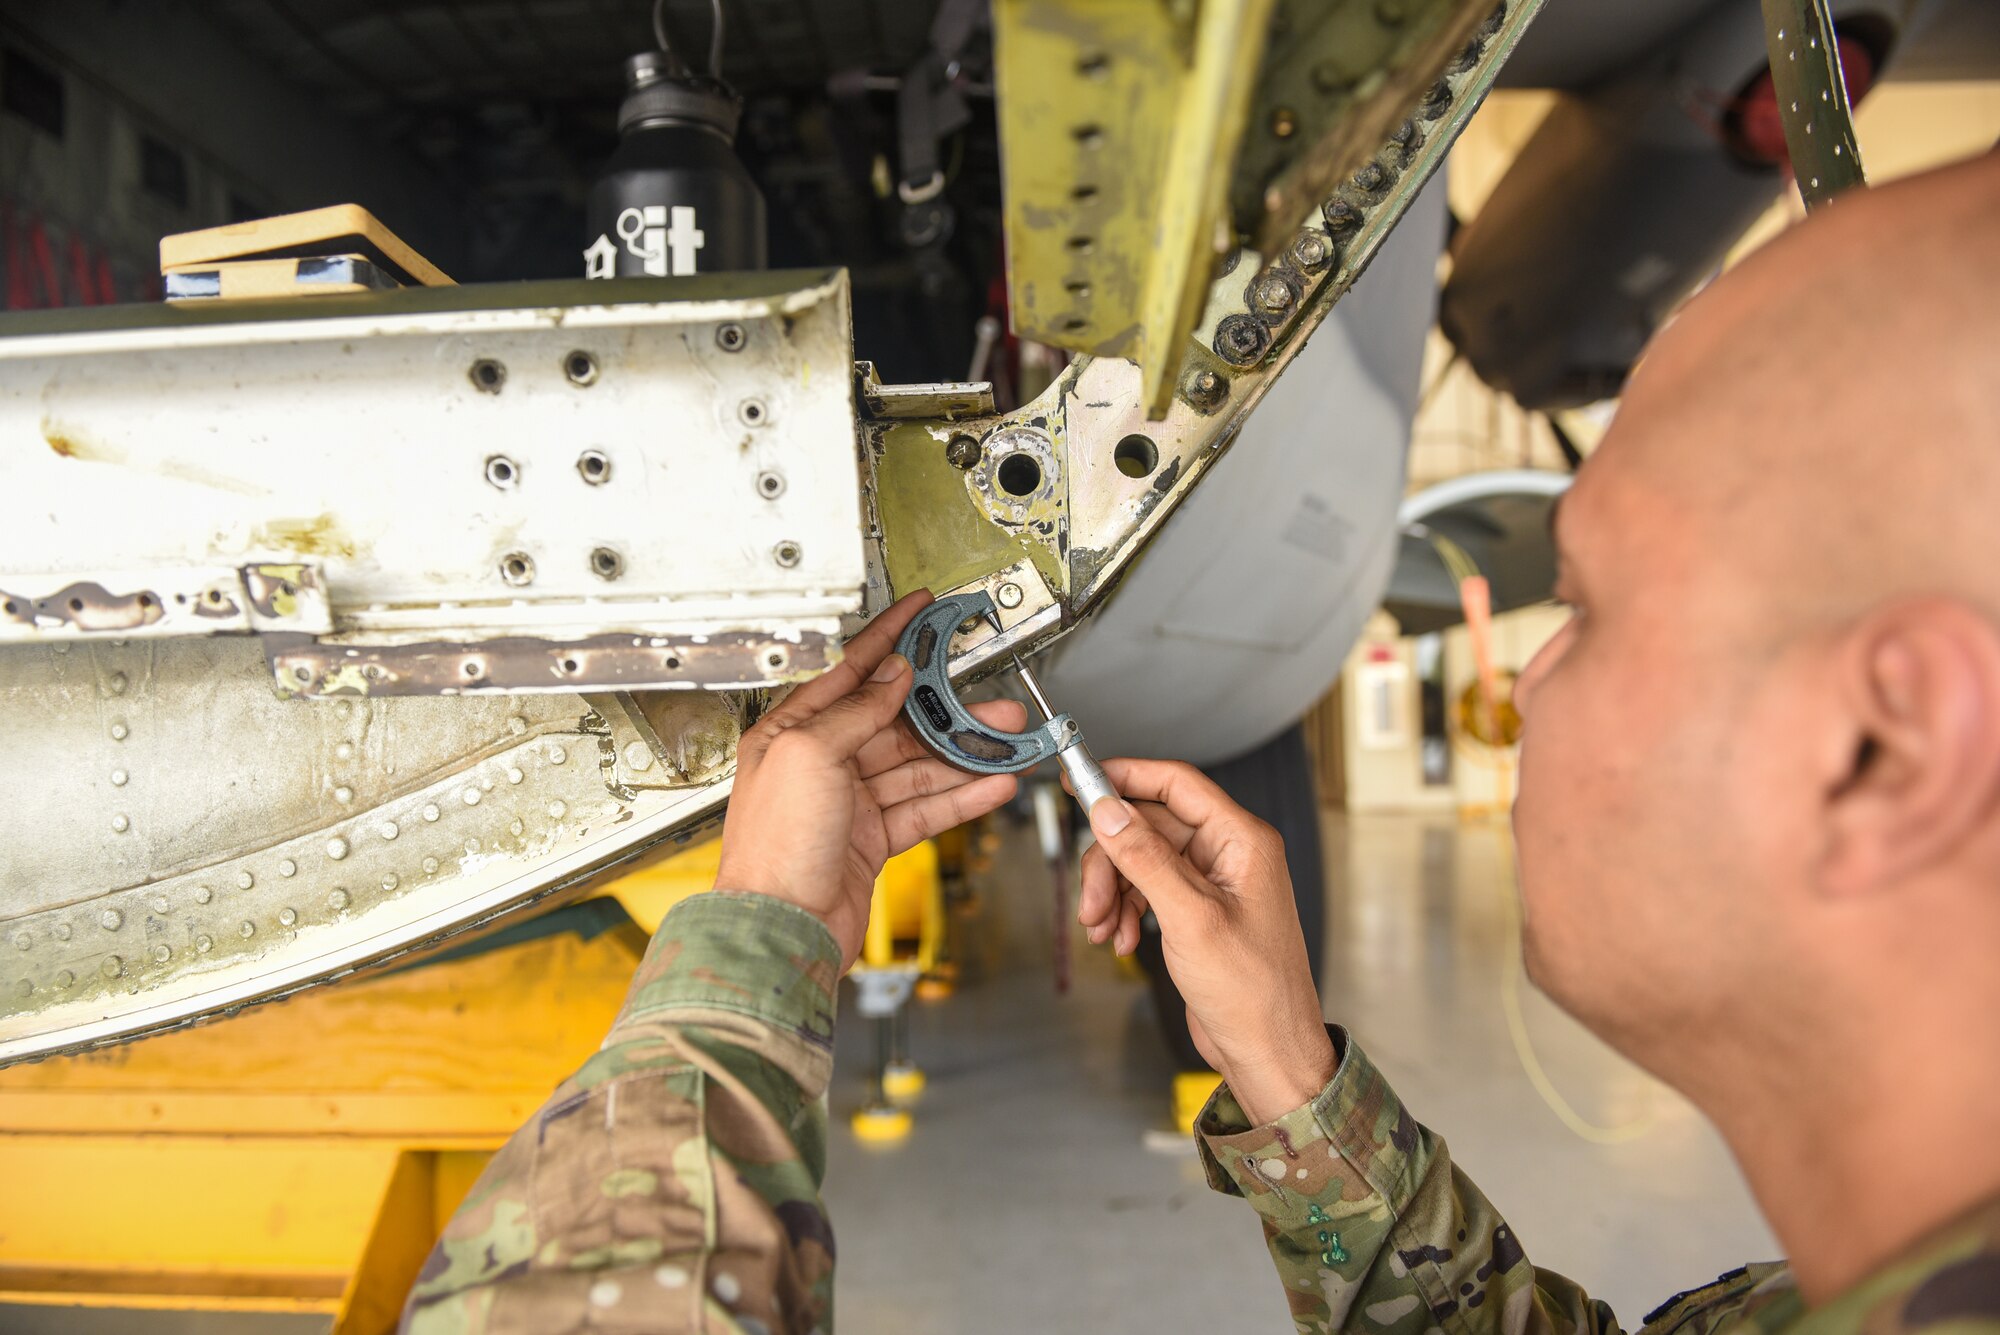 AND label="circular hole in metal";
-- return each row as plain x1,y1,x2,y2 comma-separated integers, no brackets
485,455,519,489
137,593,154,608
564,350,598,386
589,546,624,581
67,597,83,612
716,323,747,352
499,552,535,586
560,656,580,674
997,453,1043,496
1114,434,1160,479
766,652,784,668
576,450,611,485
665,656,681,670
2,600,16,614
740,399,766,426
470,359,506,393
